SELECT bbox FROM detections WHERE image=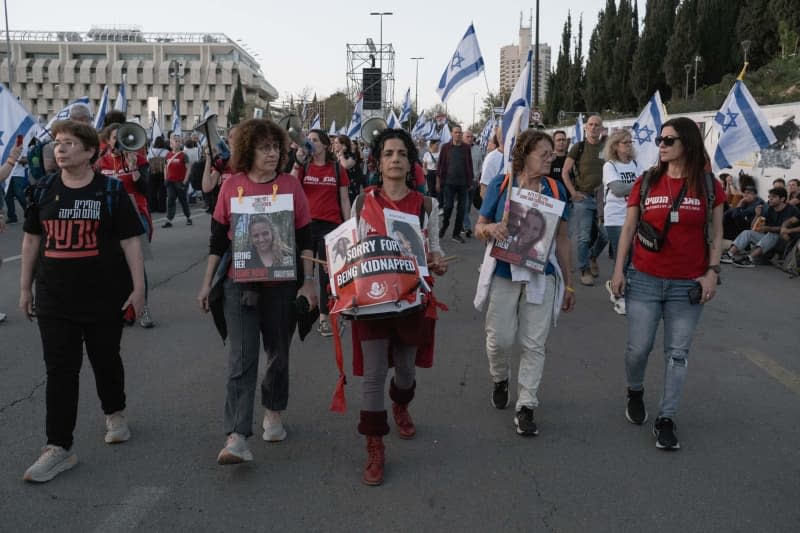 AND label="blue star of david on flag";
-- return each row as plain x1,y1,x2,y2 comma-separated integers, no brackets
450,52,465,71
630,91,667,167
632,123,654,145
716,110,739,132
